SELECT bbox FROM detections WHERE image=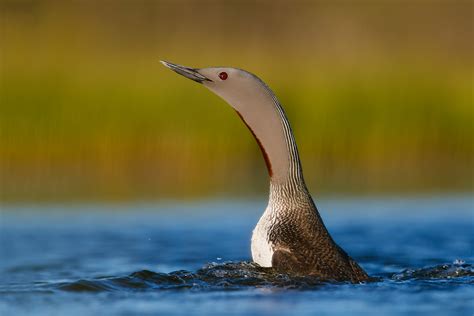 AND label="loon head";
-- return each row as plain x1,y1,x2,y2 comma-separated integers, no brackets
160,60,271,115
161,60,298,183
